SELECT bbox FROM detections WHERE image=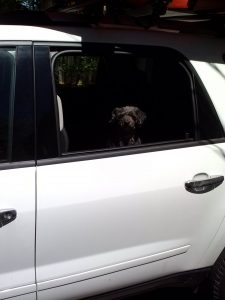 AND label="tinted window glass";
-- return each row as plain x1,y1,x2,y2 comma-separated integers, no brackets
0,49,15,161
12,46,35,162
52,49,195,155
